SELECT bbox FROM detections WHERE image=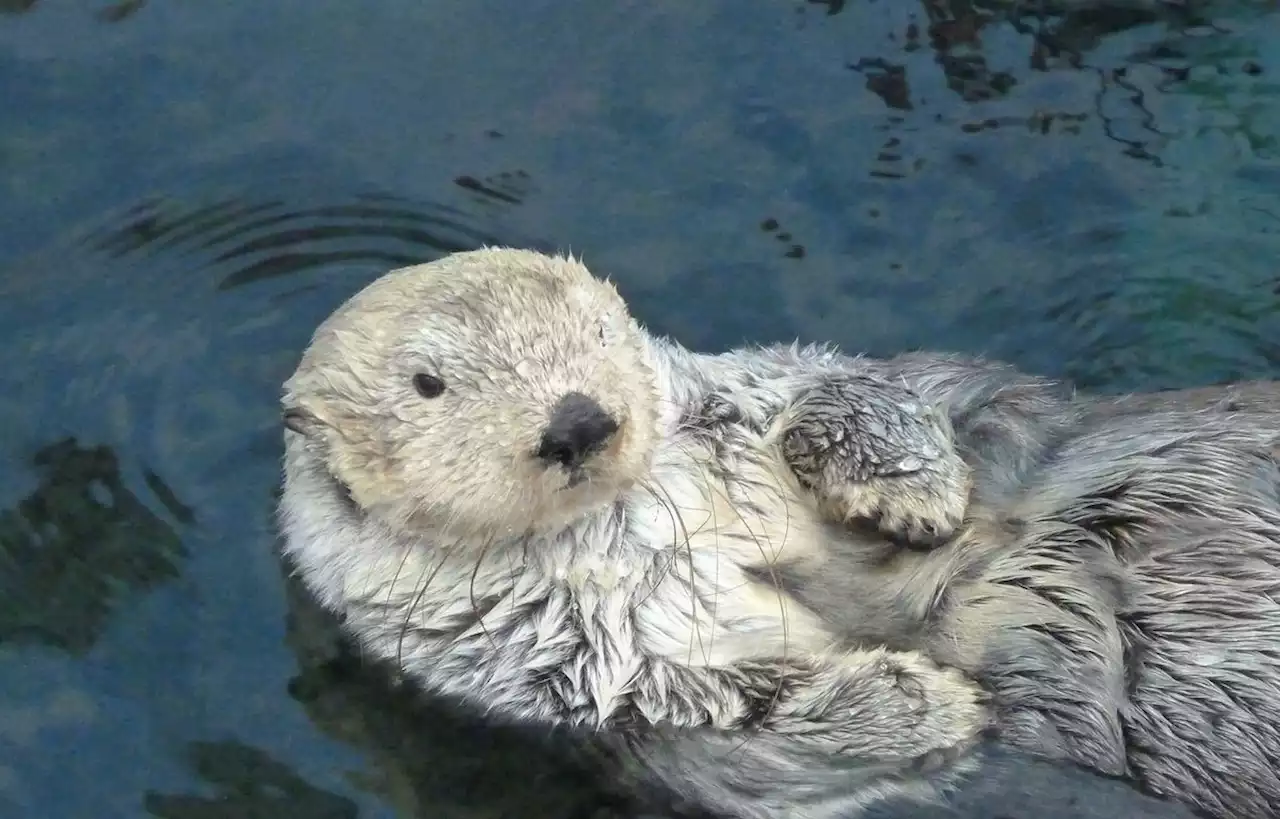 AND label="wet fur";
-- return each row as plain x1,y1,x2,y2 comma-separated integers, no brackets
771,352,1280,819
278,248,1256,819
279,249,991,819
280,553,1196,819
